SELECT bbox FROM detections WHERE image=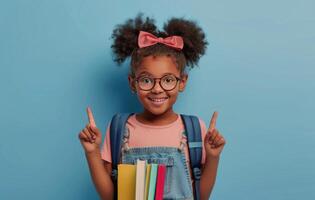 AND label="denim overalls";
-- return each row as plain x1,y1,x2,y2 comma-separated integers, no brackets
120,126,194,200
